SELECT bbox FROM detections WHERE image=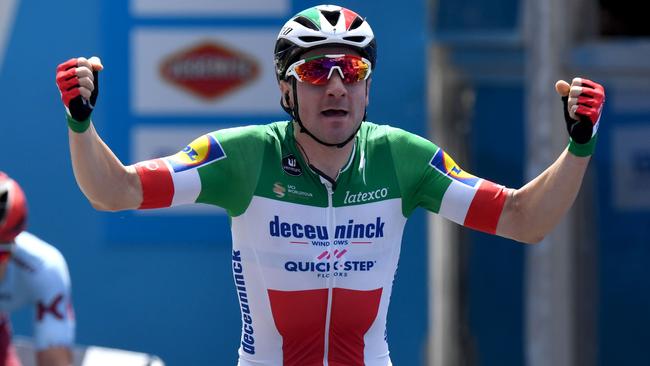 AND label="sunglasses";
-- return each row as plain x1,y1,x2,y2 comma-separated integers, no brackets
286,54,372,85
